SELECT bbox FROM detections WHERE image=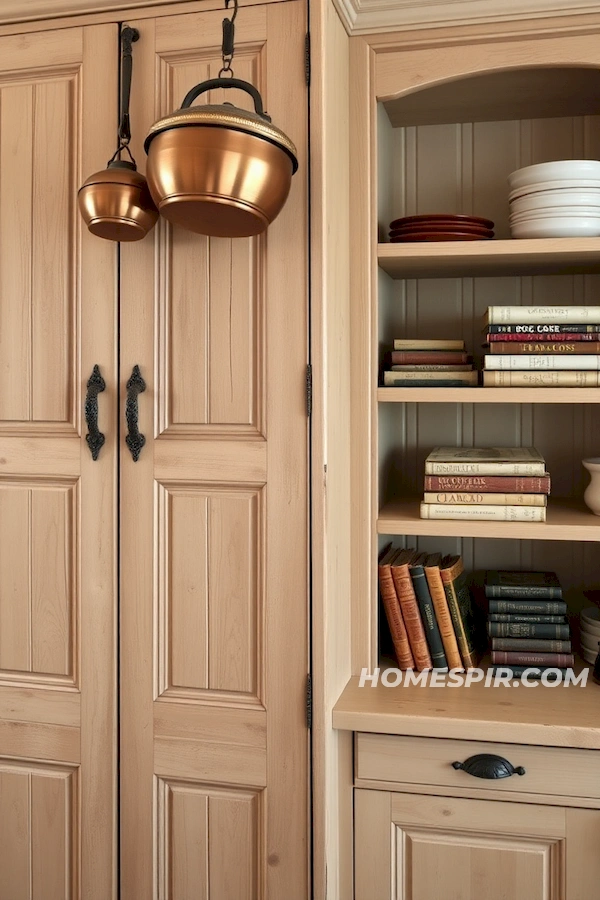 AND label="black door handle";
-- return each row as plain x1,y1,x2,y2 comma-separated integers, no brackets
85,365,106,460
125,365,146,461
